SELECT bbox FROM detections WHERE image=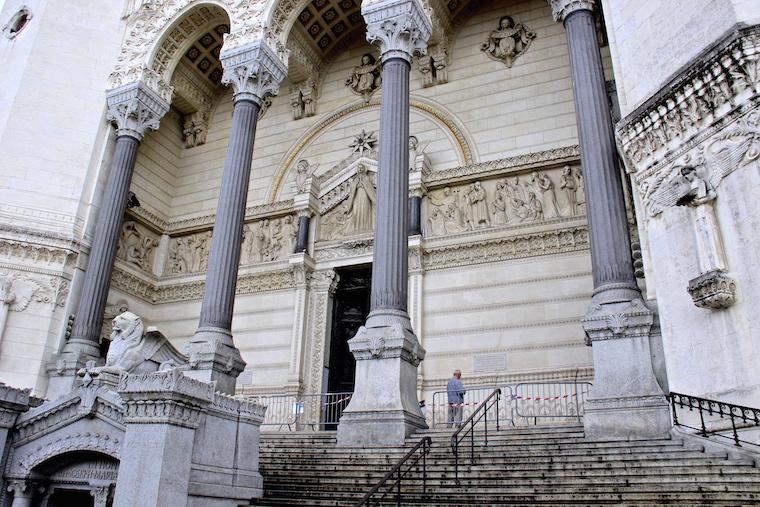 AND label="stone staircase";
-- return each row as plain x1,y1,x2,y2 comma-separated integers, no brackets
254,424,760,506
